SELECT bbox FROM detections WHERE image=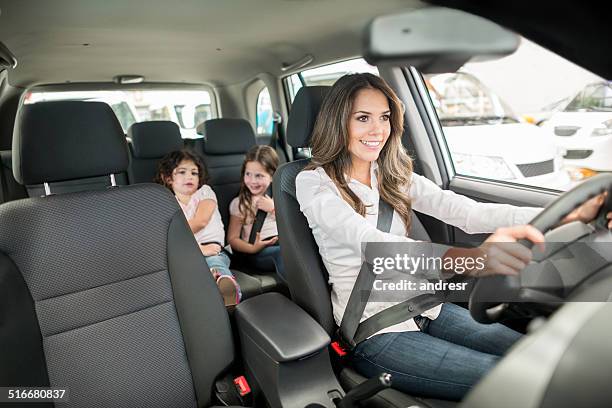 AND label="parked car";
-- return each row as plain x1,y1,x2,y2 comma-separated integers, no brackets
426,72,571,189
541,81,612,173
